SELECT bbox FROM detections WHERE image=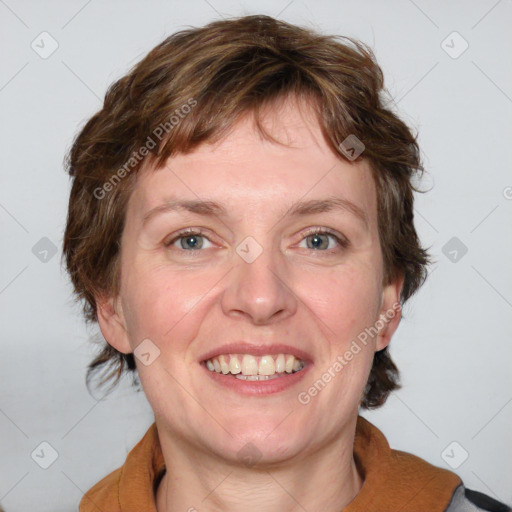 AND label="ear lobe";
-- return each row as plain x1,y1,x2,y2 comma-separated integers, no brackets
375,273,404,352
96,294,132,354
